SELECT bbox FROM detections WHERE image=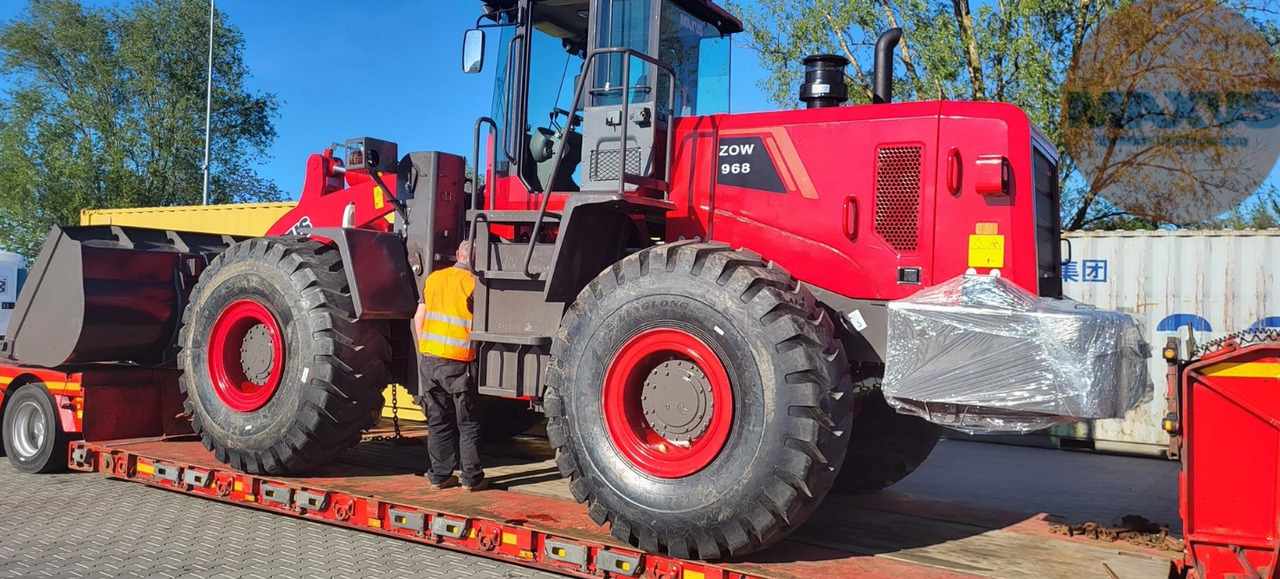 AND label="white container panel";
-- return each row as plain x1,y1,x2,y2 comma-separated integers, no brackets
0,251,27,338
1055,230,1280,451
